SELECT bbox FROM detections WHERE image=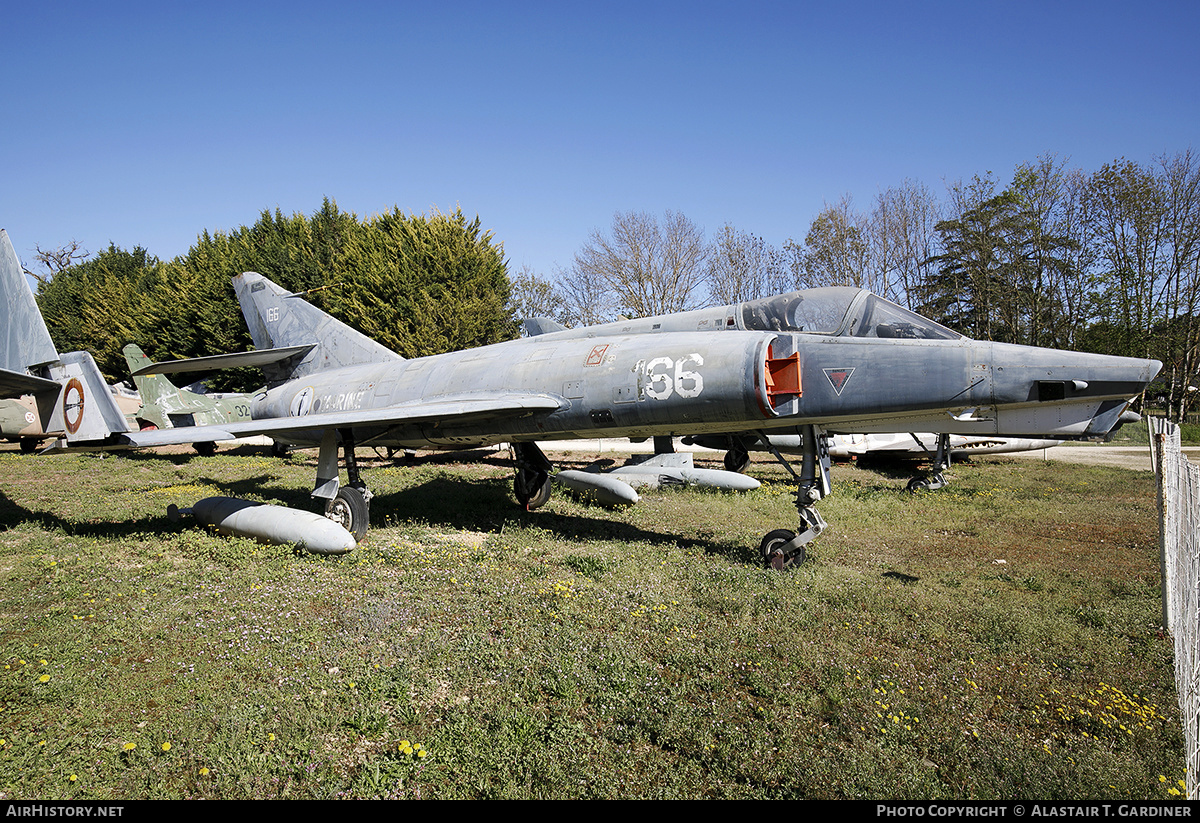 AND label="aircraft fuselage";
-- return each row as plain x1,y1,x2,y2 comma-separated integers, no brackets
251,329,1155,450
